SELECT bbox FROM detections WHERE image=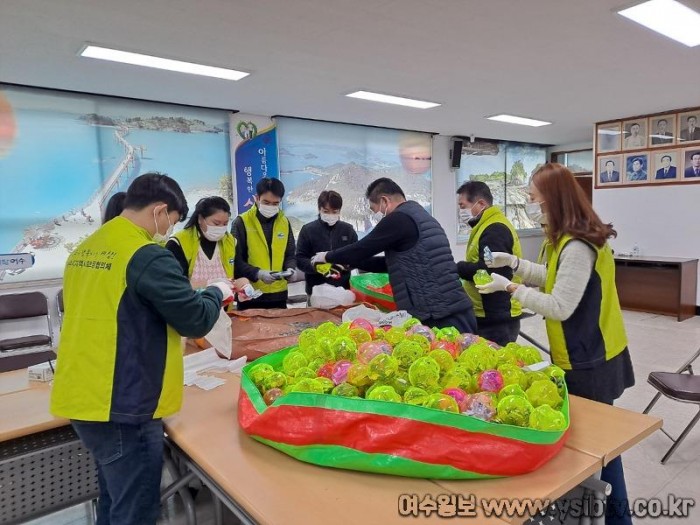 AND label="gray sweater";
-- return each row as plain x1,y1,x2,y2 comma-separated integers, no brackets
513,240,596,321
